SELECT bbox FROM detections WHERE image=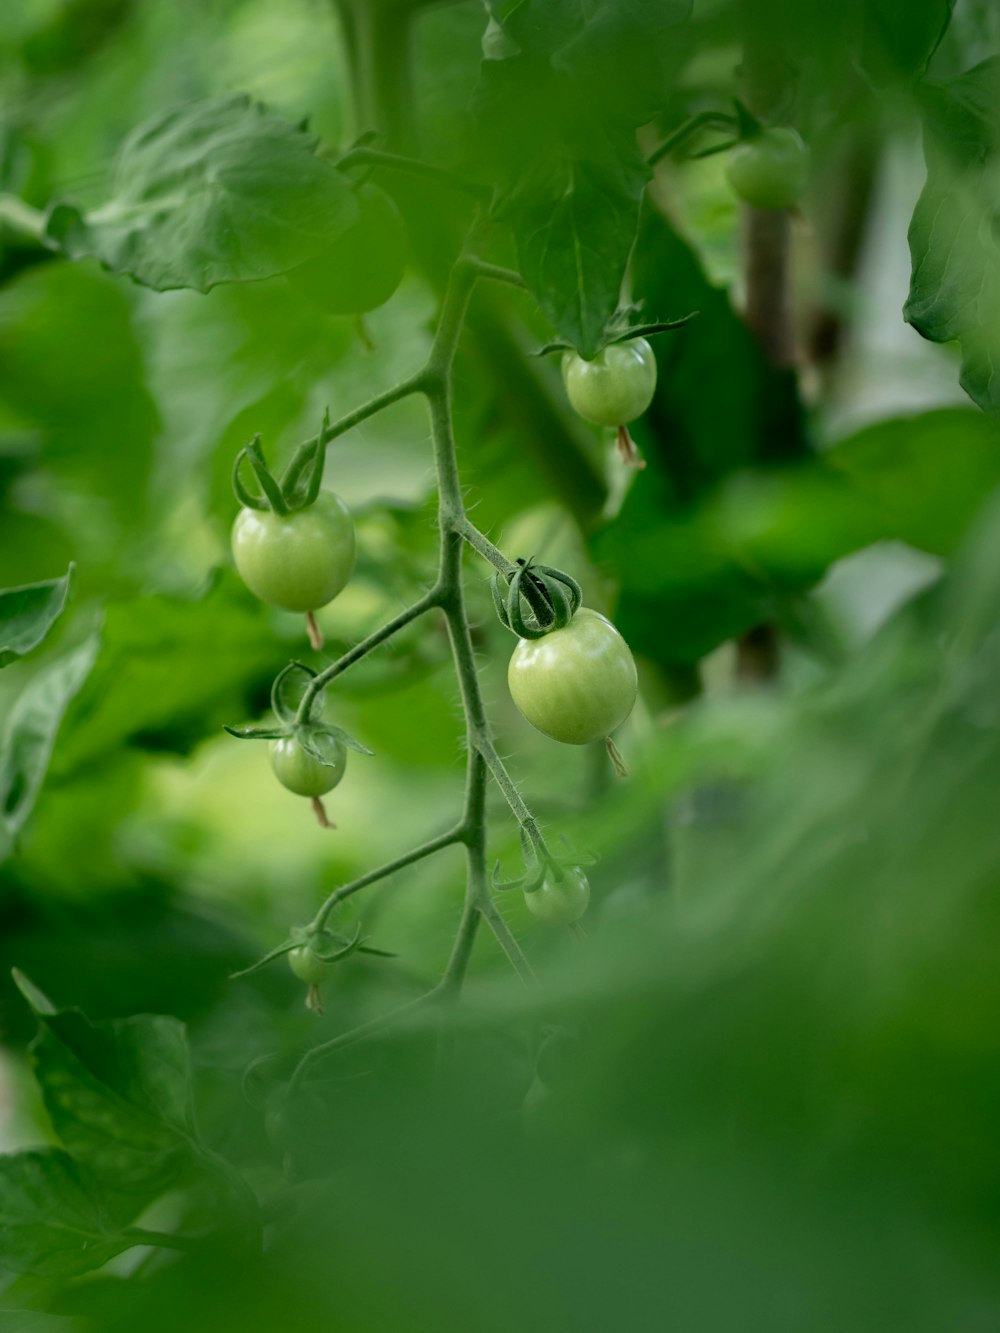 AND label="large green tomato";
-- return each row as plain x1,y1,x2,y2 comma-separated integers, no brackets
726,127,810,210
507,607,638,745
524,867,590,926
232,490,355,613
270,736,346,798
286,182,407,315
561,337,657,427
